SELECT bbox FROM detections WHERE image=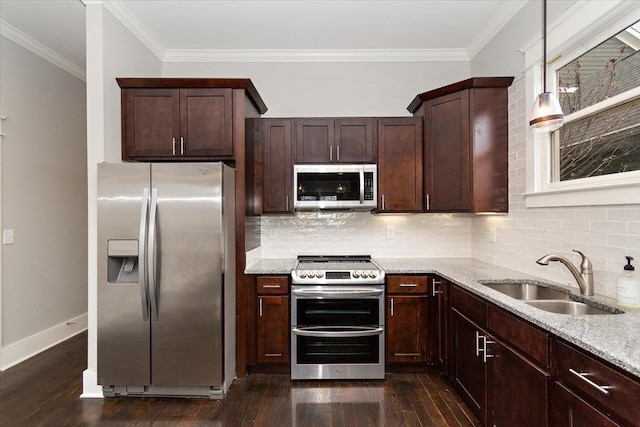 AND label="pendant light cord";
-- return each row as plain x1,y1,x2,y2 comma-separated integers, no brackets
542,0,547,92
